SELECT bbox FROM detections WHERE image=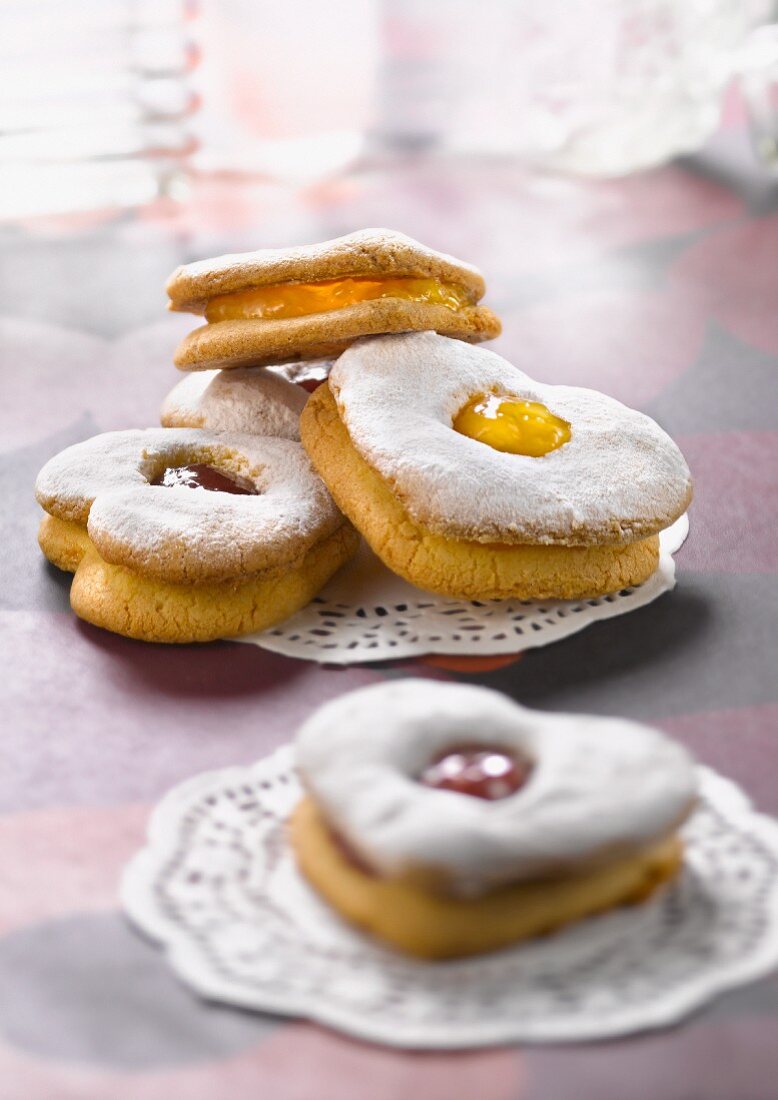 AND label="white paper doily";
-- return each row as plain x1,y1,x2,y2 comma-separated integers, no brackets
122,742,778,1048
237,514,689,664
